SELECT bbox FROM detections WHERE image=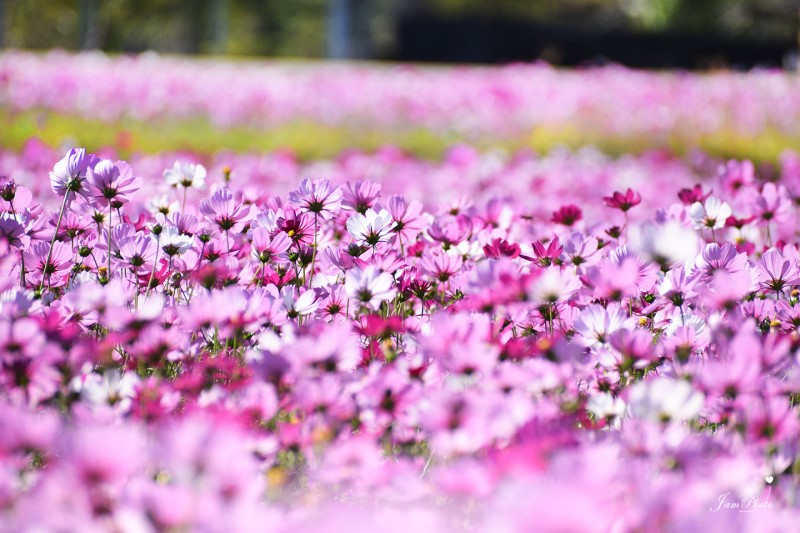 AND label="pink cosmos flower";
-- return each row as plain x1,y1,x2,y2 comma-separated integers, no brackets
695,243,747,275
386,194,427,243
342,180,382,213
698,328,761,398
742,395,799,445
49,148,99,199
747,182,791,226
167,212,199,236
288,178,343,220
279,286,320,319
24,240,72,288
718,159,755,195
420,249,463,283
118,234,156,276
428,214,472,246
199,188,254,233
561,232,600,268
250,227,291,263
345,265,396,309
756,249,800,293
86,159,142,207
0,213,30,250
588,257,642,301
